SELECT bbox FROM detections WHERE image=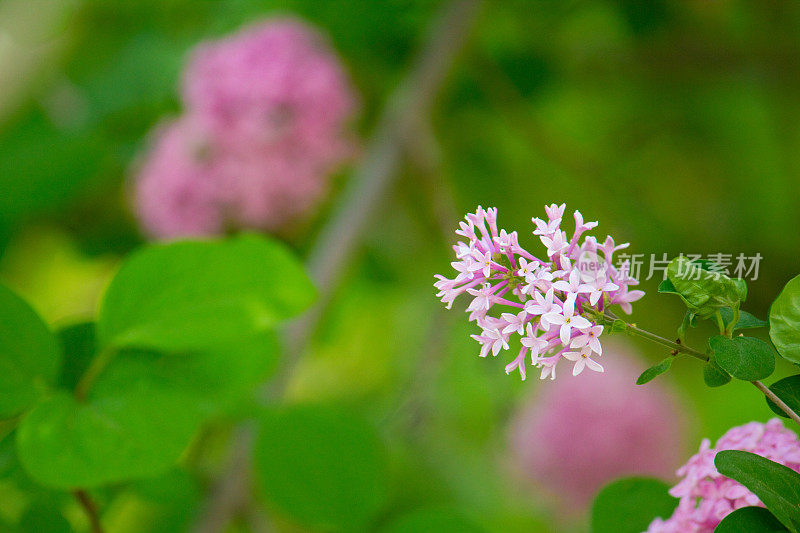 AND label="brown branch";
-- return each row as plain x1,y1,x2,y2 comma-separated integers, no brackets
753,380,800,426
191,2,481,531
73,490,103,533
279,0,482,372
